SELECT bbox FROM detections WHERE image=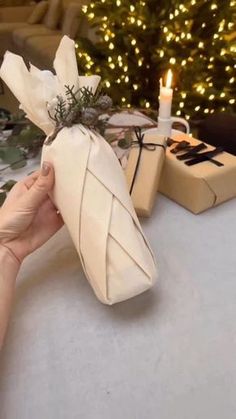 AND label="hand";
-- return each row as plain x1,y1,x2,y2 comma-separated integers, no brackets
0,162,64,264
